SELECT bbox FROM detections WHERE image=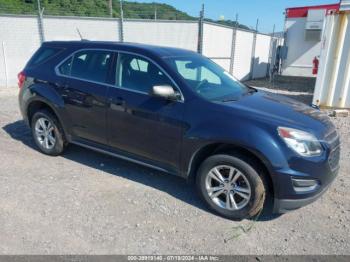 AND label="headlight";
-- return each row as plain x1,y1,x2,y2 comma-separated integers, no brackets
278,127,323,157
